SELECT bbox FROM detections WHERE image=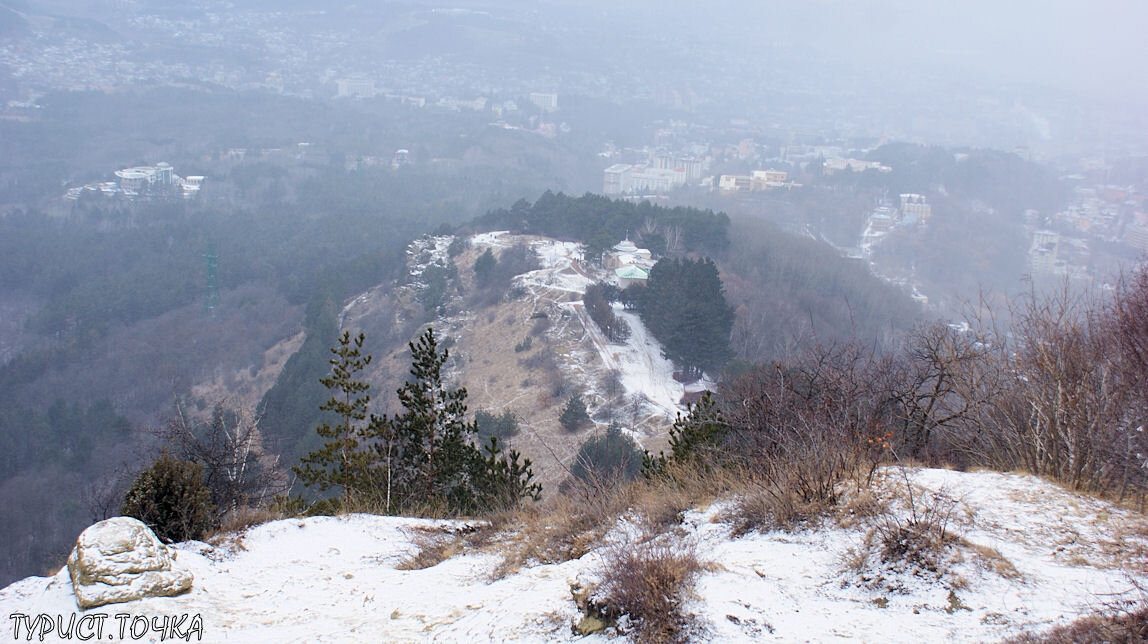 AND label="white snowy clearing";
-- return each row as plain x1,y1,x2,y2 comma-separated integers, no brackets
3,467,1145,643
